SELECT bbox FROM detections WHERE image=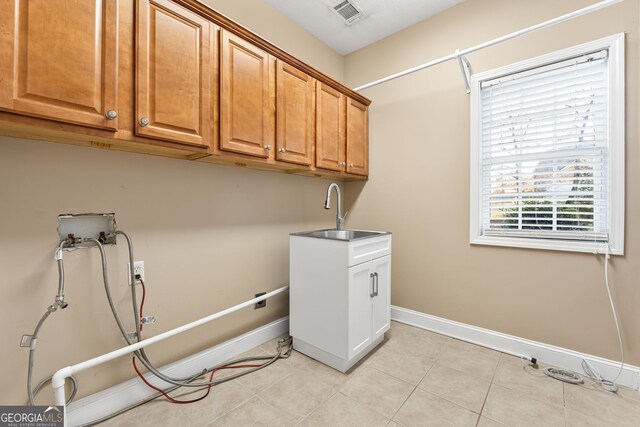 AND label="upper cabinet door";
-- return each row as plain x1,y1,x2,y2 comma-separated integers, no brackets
136,0,213,147
346,98,369,176
276,61,314,166
220,30,272,158
0,0,118,130
315,82,345,172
